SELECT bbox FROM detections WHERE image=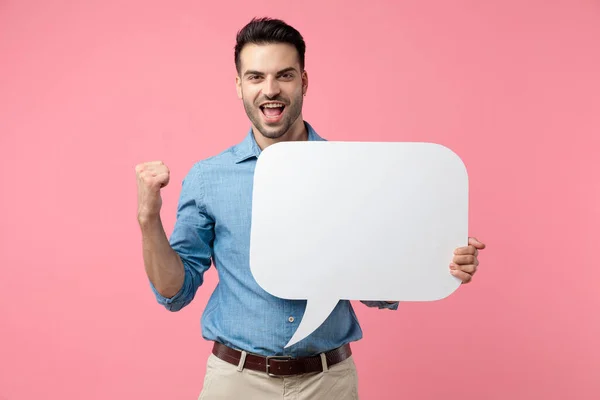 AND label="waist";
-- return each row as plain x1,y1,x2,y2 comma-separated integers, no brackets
201,296,364,356
212,341,352,377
